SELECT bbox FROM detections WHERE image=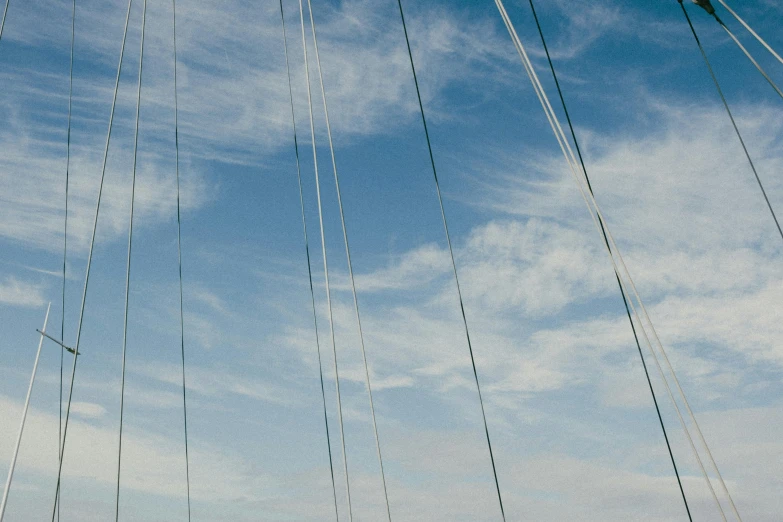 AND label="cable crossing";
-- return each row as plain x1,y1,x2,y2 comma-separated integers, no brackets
395,0,506,519
495,1,744,519
114,0,147,519
305,1,393,519
279,0,339,518
297,0,354,518
51,0,135,518
691,1,783,101
679,1,783,241
58,2,76,520
524,1,691,518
